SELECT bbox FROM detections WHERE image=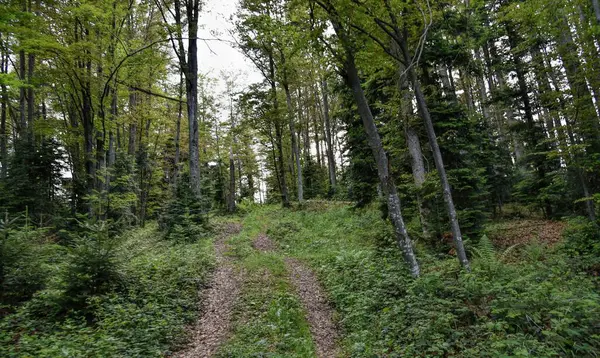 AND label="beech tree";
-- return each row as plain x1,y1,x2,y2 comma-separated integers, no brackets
1,0,599,277
155,0,202,199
